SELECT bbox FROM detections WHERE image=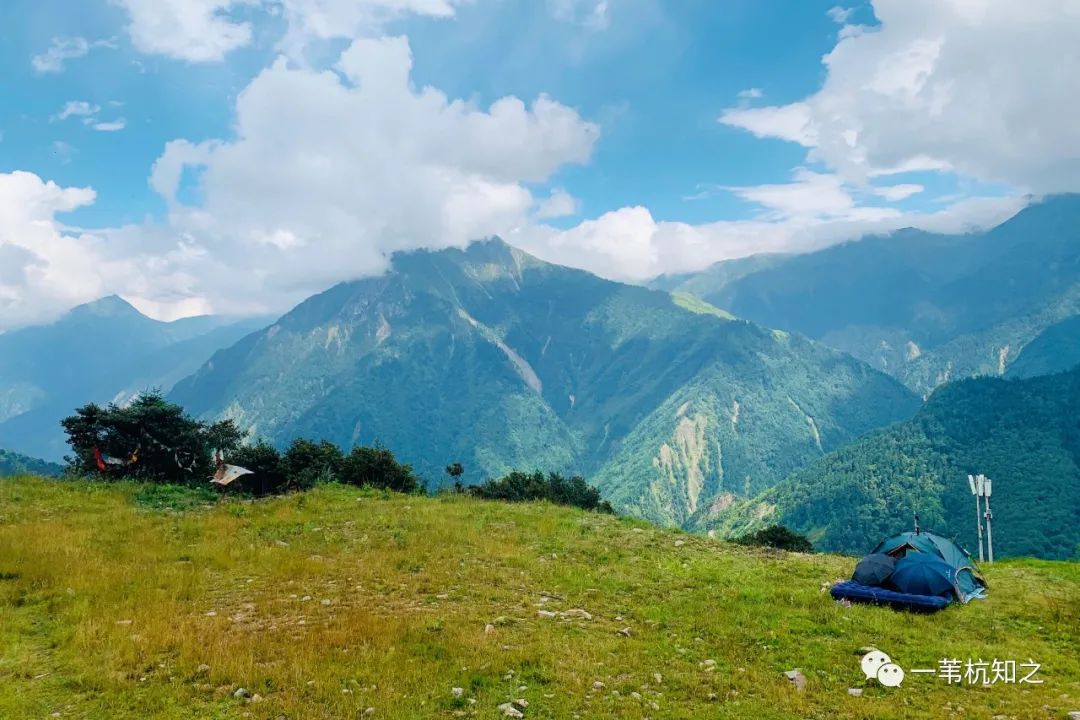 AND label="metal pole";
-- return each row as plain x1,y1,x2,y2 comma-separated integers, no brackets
983,476,994,563
970,475,985,563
